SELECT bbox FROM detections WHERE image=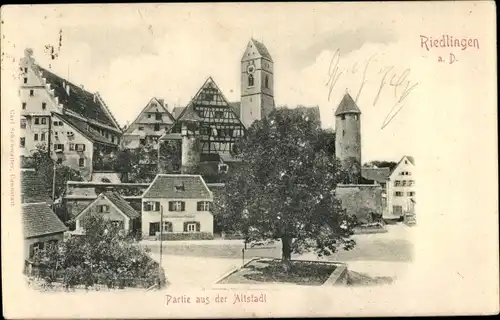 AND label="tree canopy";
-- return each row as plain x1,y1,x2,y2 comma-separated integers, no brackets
217,108,358,261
